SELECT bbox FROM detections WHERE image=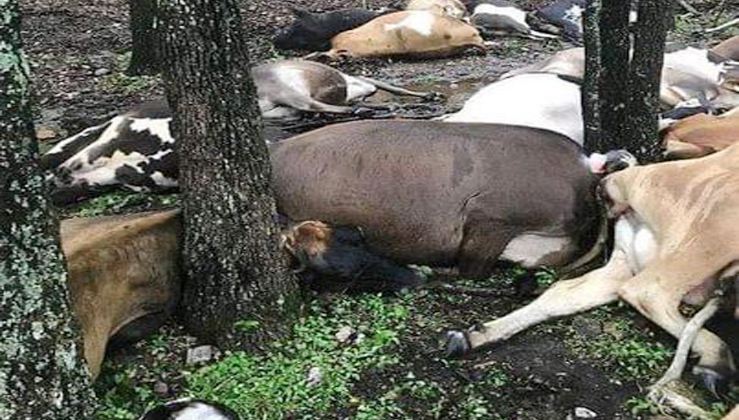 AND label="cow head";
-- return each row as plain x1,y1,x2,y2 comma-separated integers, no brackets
280,220,424,292
273,8,331,51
